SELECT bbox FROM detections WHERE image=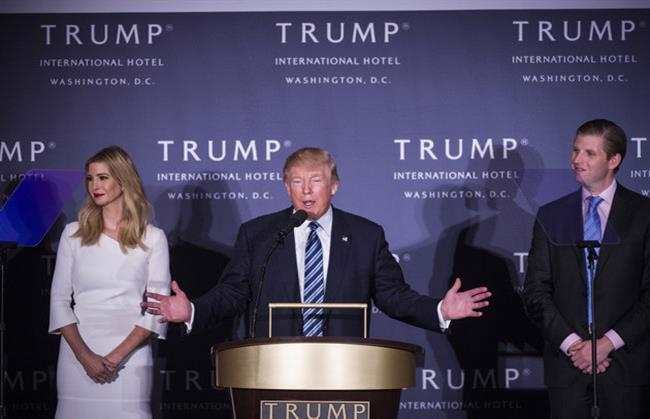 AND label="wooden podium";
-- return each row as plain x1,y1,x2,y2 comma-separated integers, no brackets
213,336,423,419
